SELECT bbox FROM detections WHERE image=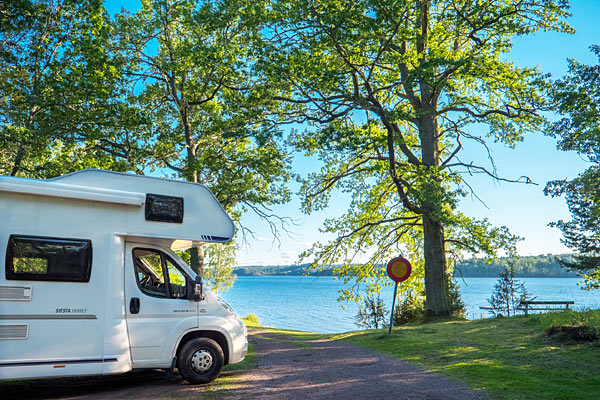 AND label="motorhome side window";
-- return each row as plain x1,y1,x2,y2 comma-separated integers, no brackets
6,235,92,282
133,249,187,299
